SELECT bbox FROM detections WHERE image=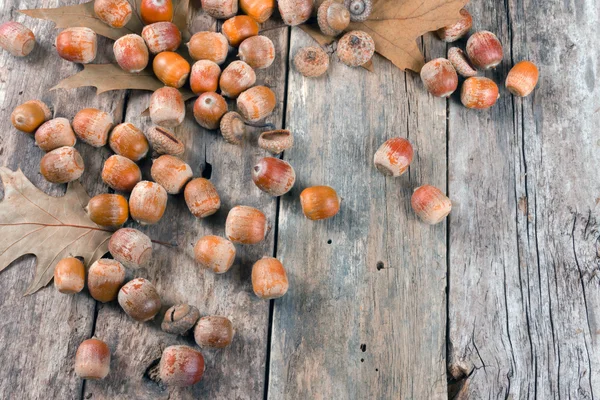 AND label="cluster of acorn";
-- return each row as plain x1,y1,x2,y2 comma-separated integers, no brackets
421,9,539,108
